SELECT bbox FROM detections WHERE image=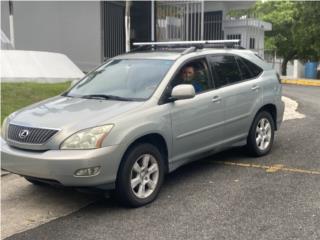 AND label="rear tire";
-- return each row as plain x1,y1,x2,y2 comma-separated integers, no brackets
115,143,165,207
247,111,275,157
